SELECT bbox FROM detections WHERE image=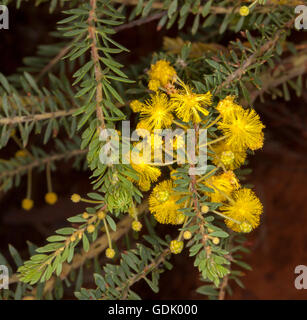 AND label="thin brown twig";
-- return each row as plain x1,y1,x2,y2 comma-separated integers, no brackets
118,248,171,300
218,274,229,300
215,18,295,95
189,124,210,256
0,149,87,180
0,108,78,125
37,11,165,80
249,51,307,103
